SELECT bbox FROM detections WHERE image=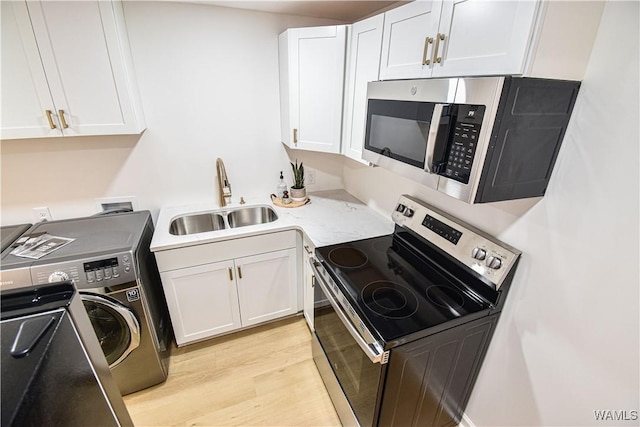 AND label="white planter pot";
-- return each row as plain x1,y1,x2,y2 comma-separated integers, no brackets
290,187,307,201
